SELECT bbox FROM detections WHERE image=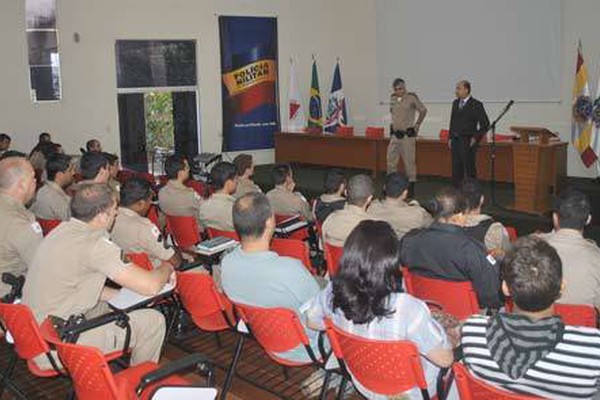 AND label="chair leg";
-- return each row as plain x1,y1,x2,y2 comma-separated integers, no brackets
318,370,332,400
336,375,347,400
219,335,245,400
214,332,223,348
0,352,17,398
281,366,290,380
